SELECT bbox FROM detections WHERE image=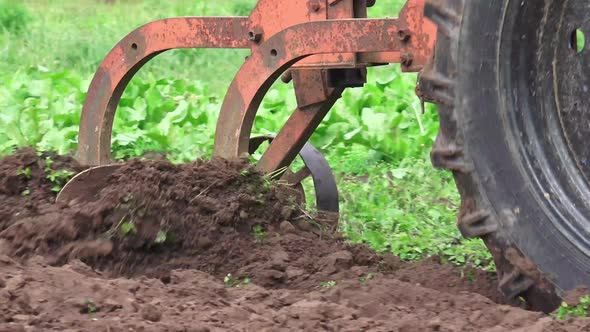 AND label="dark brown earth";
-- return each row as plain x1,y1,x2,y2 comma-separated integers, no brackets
1,149,589,331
